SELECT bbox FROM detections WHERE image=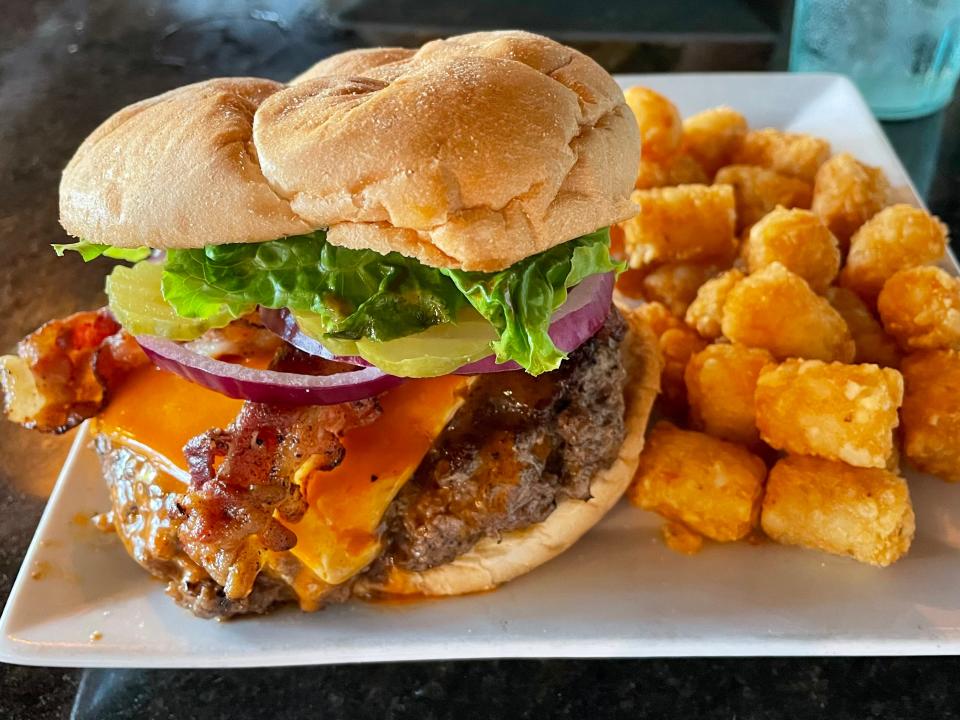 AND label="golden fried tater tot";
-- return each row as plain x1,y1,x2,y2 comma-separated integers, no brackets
623,86,683,160
900,349,960,481
634,301,684,336
684,268,744,340
840,204,948,304
682,106,748,176
743,207,840,293
685,343,773,445
721,263,855,361
659,326,709,417
761,455,914,567
623,184,737,269
812,152,891,250
629,422,767,542
755,359,903,468
715,165,813,232
877,266,960,351
826,287,901,368
731,128,831,182
633,302,705,416
640,262,722,317
635,153,709,190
